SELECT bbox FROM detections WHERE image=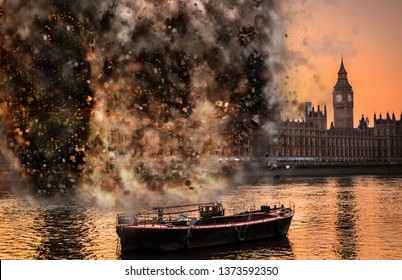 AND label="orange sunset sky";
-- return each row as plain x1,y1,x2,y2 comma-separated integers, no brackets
282,0,402,127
